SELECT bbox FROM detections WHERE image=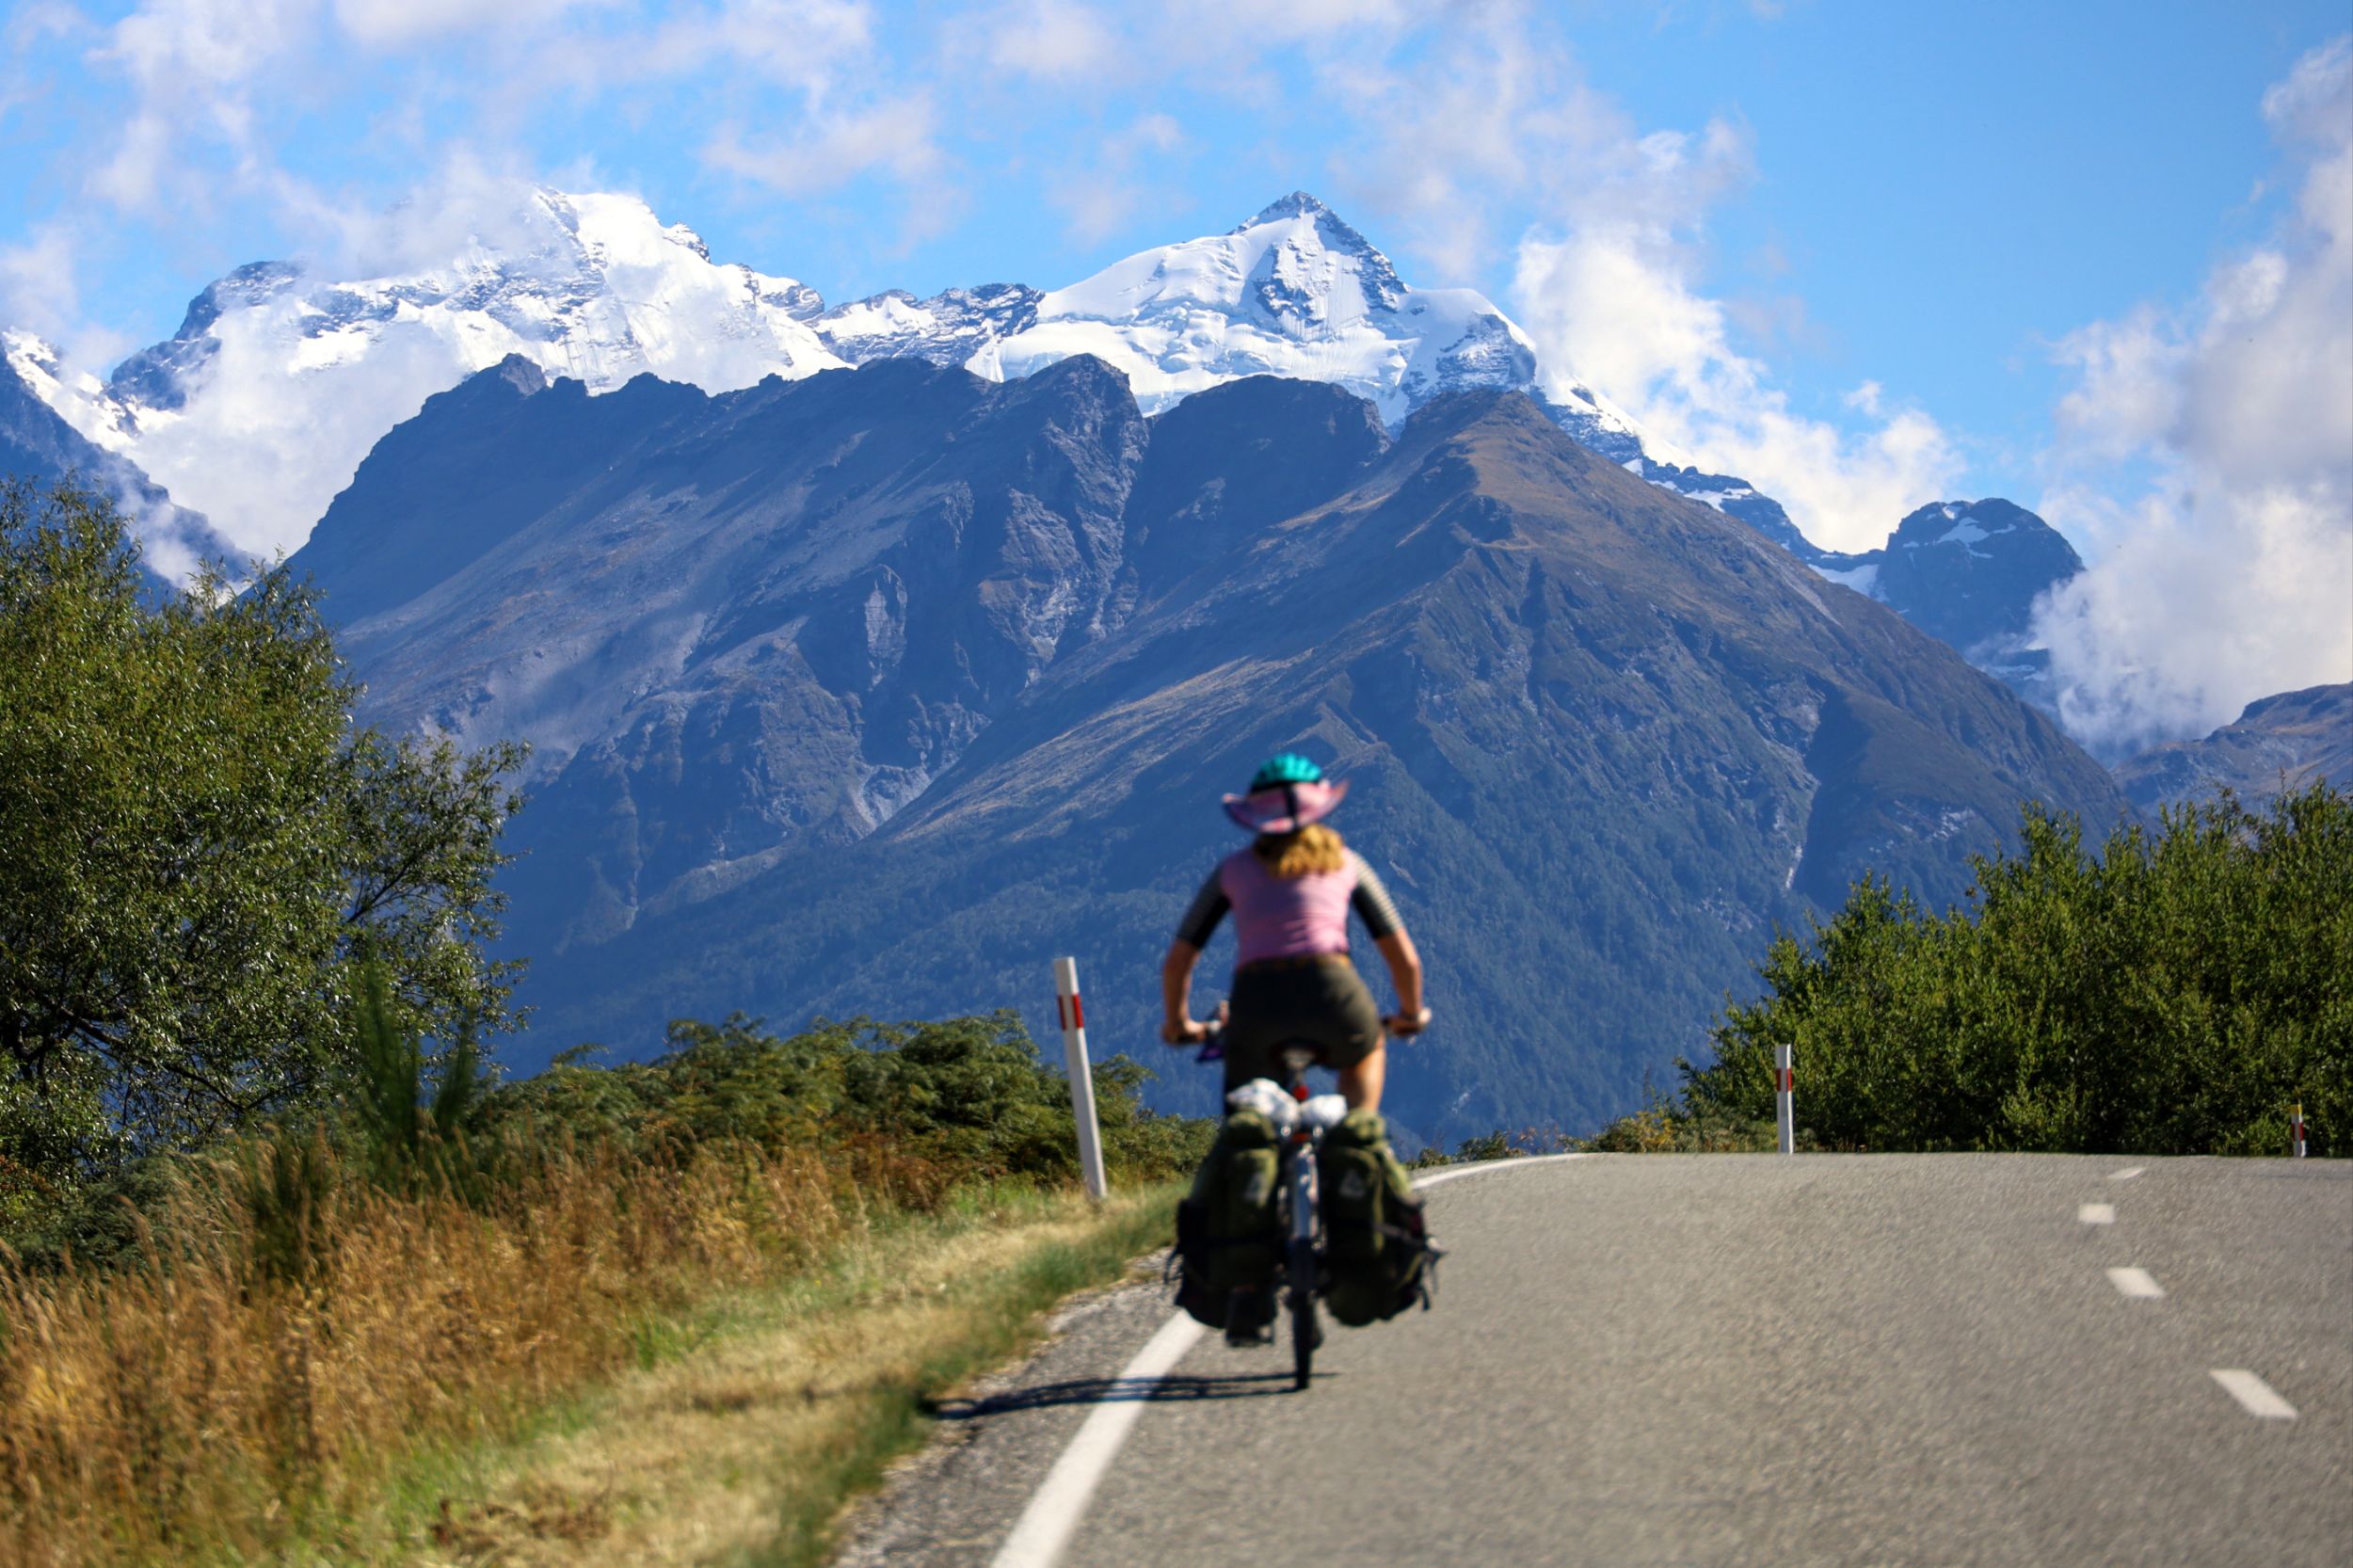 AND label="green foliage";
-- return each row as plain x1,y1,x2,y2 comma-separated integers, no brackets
0,479,524,1238
486,1010,1214,1185
1683,784,2353,1156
